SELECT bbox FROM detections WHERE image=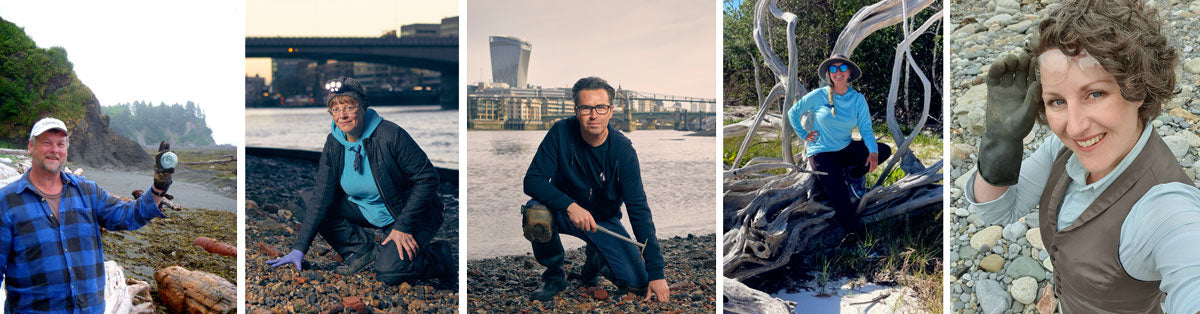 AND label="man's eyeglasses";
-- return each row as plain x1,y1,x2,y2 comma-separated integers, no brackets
576,105,612,115
329,105,359,116
829,64,849,73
